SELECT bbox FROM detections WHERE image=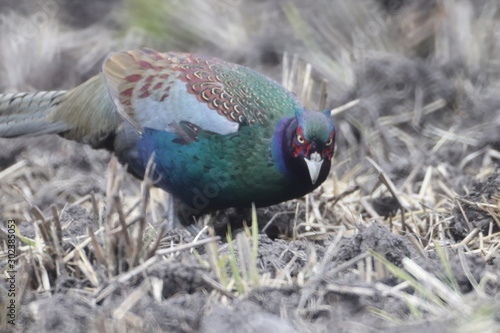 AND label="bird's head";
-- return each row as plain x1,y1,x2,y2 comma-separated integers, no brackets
292,110,335,184
273,110,335,186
